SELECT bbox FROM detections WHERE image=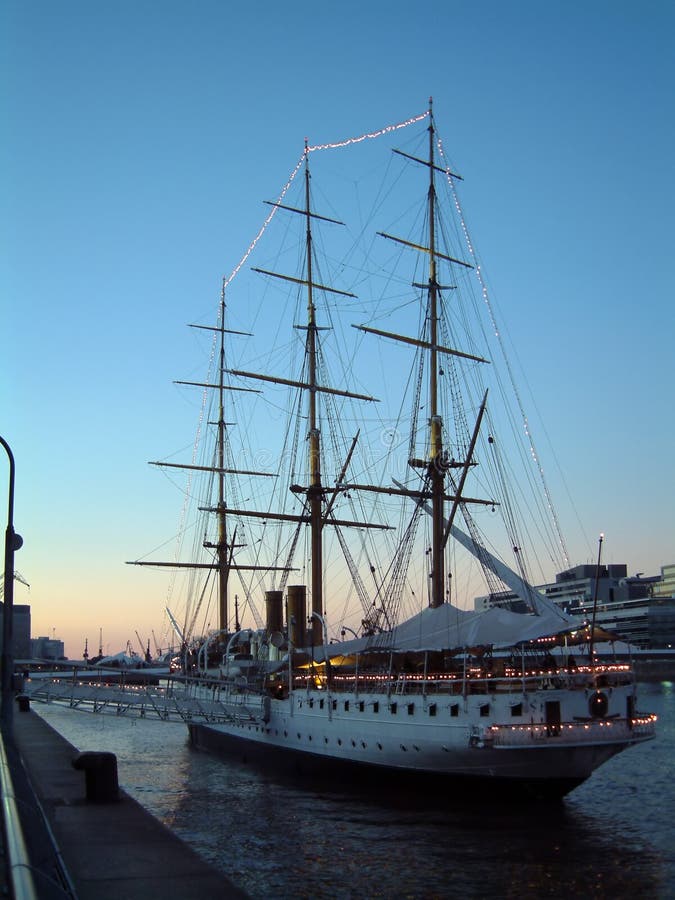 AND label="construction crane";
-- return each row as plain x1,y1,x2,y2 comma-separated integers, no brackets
135,630,152,662
0,570,29,599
